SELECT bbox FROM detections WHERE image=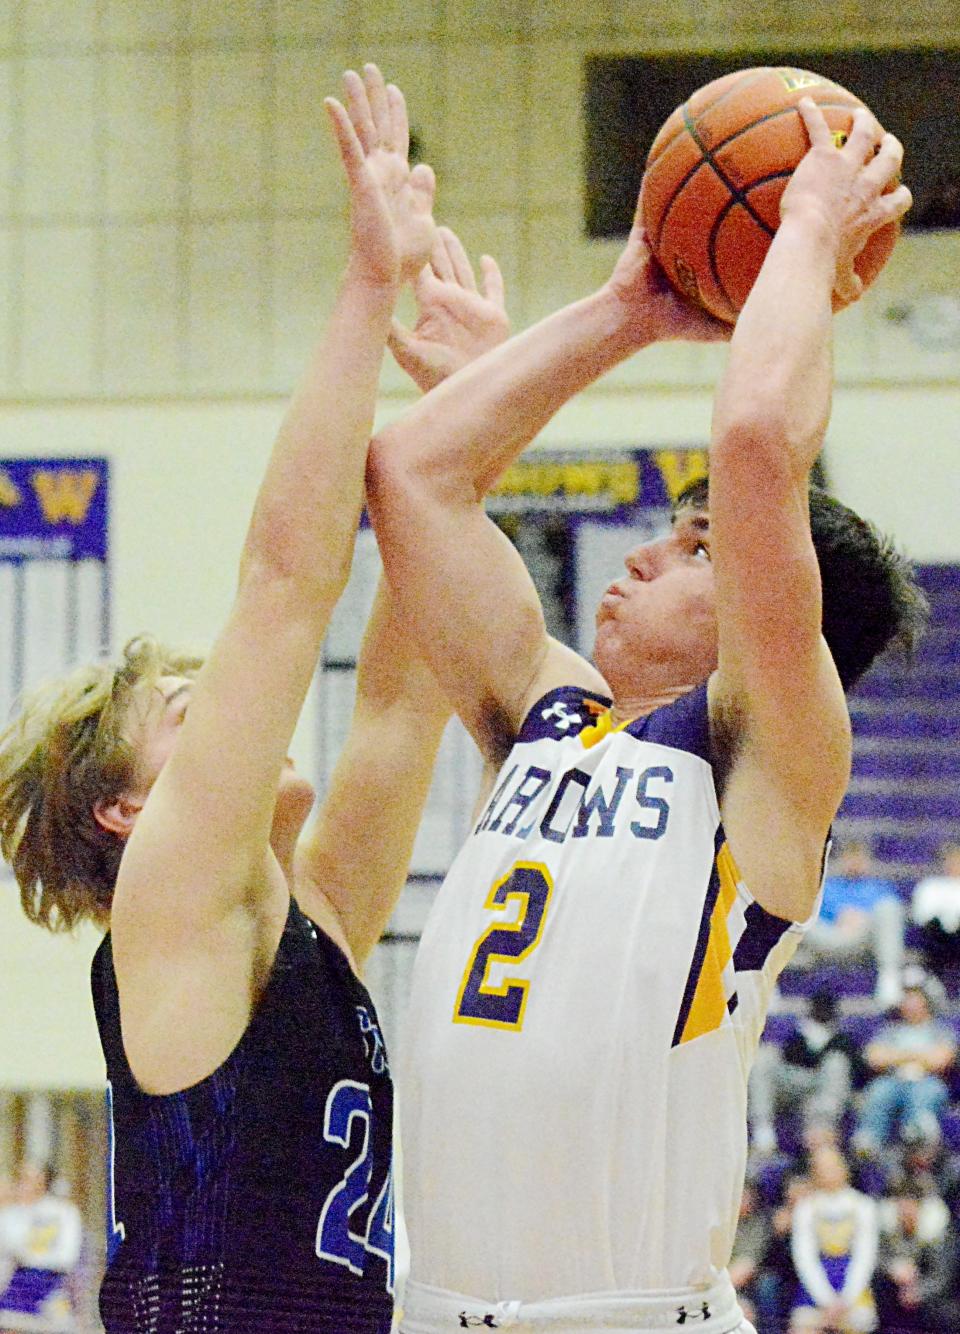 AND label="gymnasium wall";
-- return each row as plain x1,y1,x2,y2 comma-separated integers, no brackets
1,0,959,1088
